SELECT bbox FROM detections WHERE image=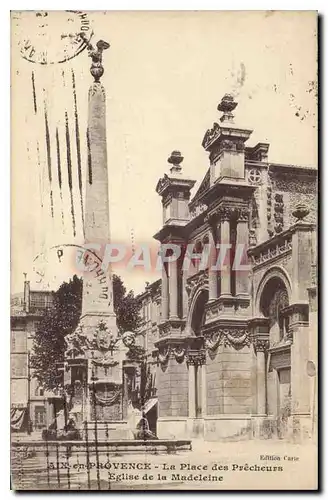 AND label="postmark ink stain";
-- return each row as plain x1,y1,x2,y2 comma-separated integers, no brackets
72,68,85,236
44,100,54,218
65,111,76,237
55,127,65,229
